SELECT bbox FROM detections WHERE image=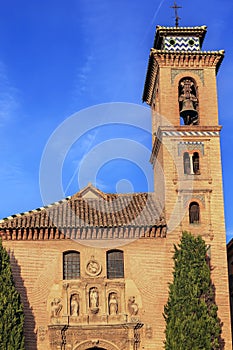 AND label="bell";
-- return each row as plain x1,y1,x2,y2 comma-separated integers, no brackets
180,99,198,125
